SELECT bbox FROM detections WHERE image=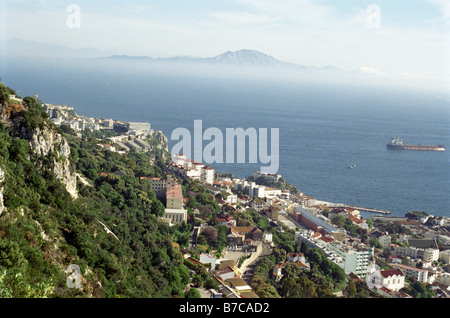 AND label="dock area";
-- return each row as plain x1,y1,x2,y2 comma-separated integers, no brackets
329,204,391,215
315,200,391,215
